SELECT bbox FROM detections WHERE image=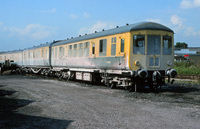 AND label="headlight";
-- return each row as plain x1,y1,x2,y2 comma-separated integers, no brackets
167,60,172,66
134,60,140,66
